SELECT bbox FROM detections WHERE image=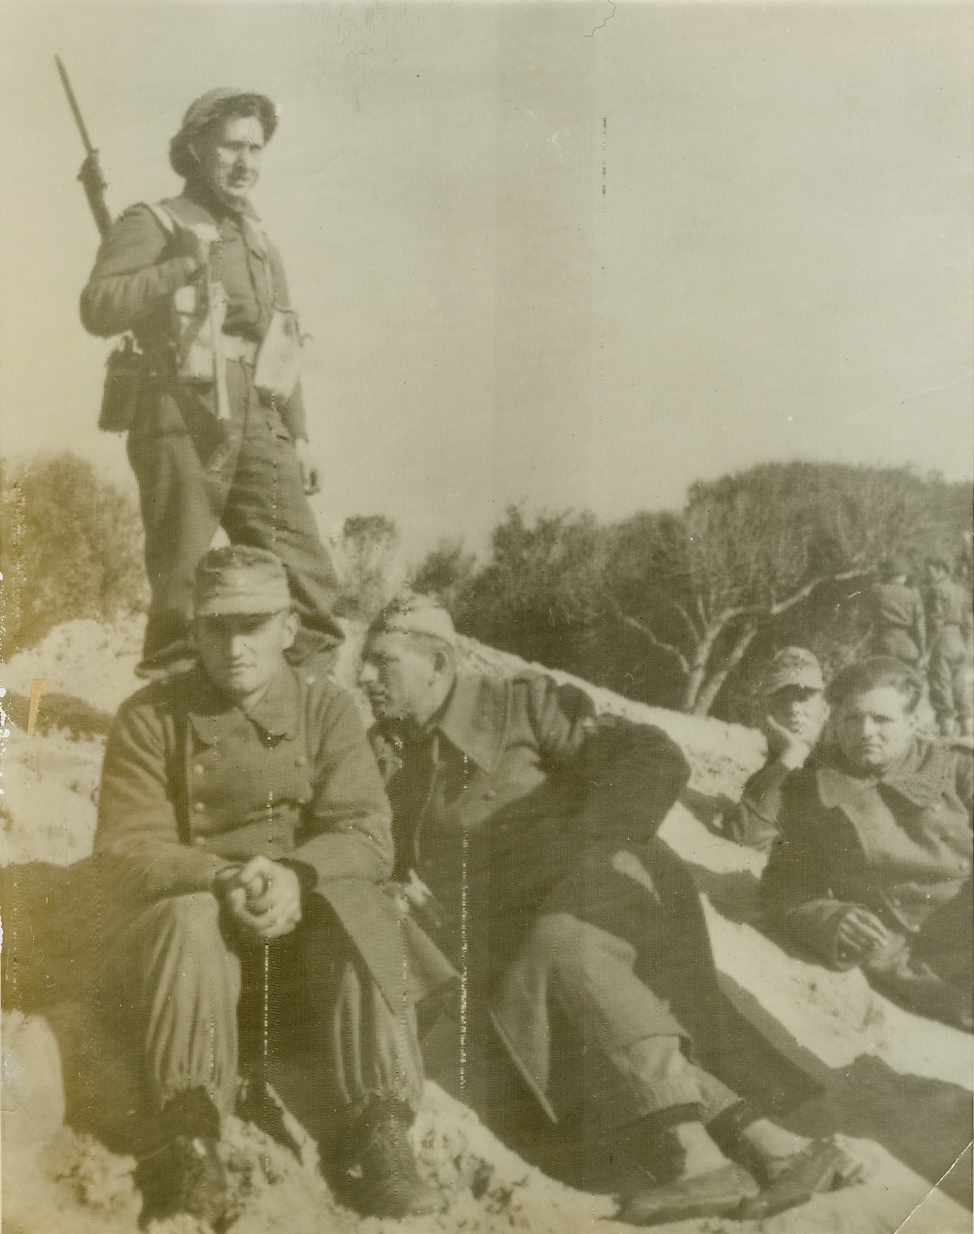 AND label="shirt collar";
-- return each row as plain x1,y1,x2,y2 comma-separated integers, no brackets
427,674,508,773
186,664,301,744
